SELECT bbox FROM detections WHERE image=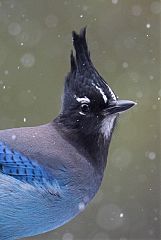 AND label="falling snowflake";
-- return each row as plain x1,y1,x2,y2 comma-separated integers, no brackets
20,53,35,68
8,22,21,36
